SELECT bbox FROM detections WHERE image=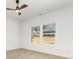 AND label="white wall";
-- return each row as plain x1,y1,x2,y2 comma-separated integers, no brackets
22,6,73,58
6,19,21,50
